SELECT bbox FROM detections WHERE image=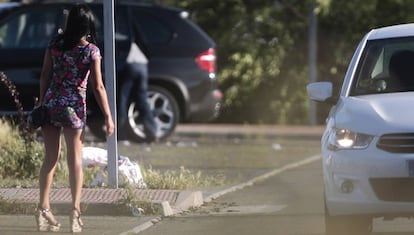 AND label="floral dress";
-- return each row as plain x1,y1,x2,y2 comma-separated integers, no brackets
44,37,101,129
